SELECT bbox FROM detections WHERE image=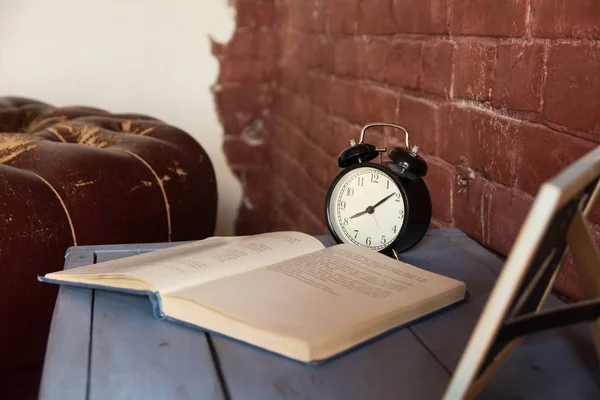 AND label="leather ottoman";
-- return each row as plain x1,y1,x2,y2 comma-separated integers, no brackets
0,97,217,397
